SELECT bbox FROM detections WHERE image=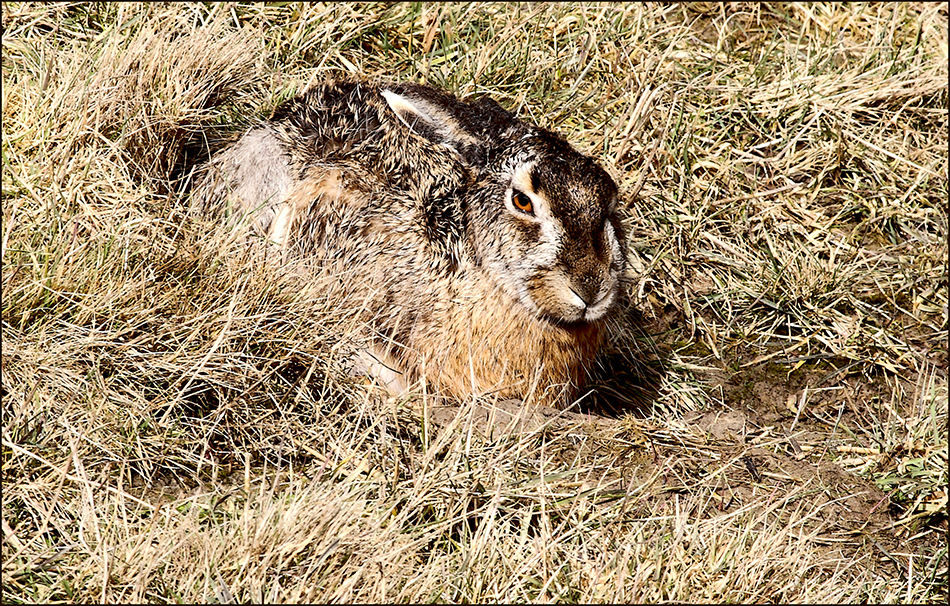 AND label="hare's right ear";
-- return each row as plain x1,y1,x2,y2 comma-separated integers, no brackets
381,89,478,149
